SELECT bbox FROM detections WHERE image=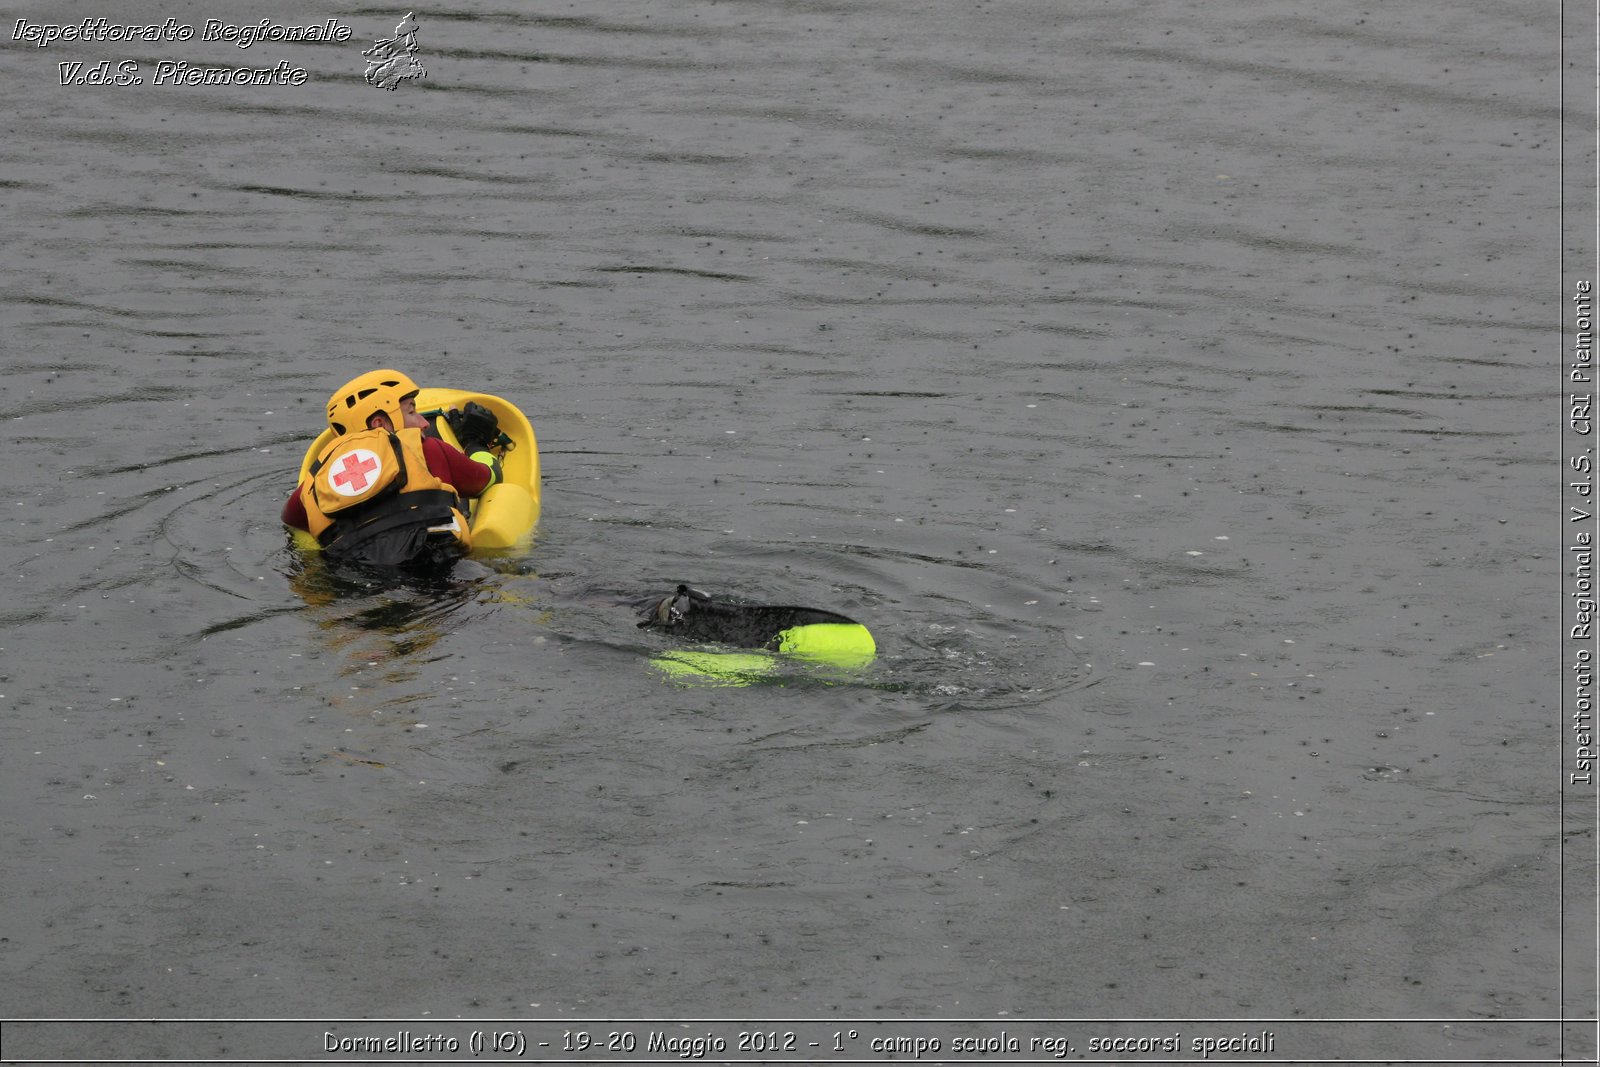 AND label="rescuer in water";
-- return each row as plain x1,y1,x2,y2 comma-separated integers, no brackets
282,369,503,568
